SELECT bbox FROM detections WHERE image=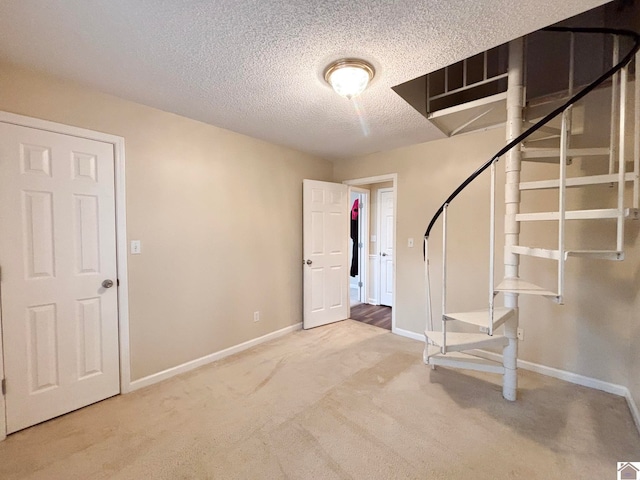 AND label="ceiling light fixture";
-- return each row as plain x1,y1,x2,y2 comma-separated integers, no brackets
324,59,375,100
